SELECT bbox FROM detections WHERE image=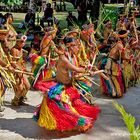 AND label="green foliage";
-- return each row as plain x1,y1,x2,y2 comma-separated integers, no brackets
2,0,23,6
114,102,140,140
103,6,119,29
